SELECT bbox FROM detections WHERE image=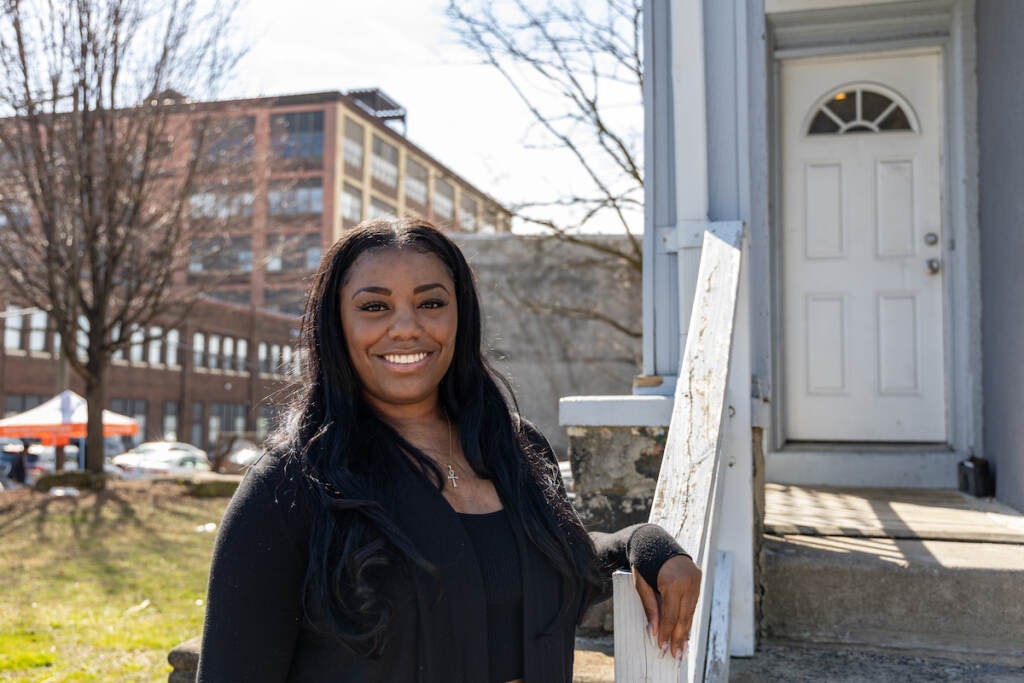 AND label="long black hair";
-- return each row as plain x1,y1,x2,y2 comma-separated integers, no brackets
274,217,599,656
